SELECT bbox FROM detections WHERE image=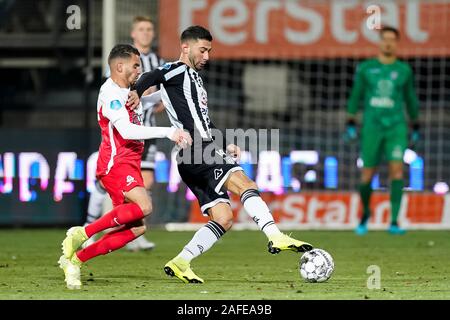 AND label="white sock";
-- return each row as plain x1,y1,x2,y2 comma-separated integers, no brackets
241,189,281,237
85,181,106,225
177,221,226,263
